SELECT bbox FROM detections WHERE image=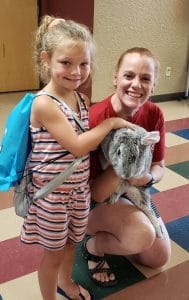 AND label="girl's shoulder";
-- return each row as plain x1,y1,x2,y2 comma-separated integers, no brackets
32,93,57,111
